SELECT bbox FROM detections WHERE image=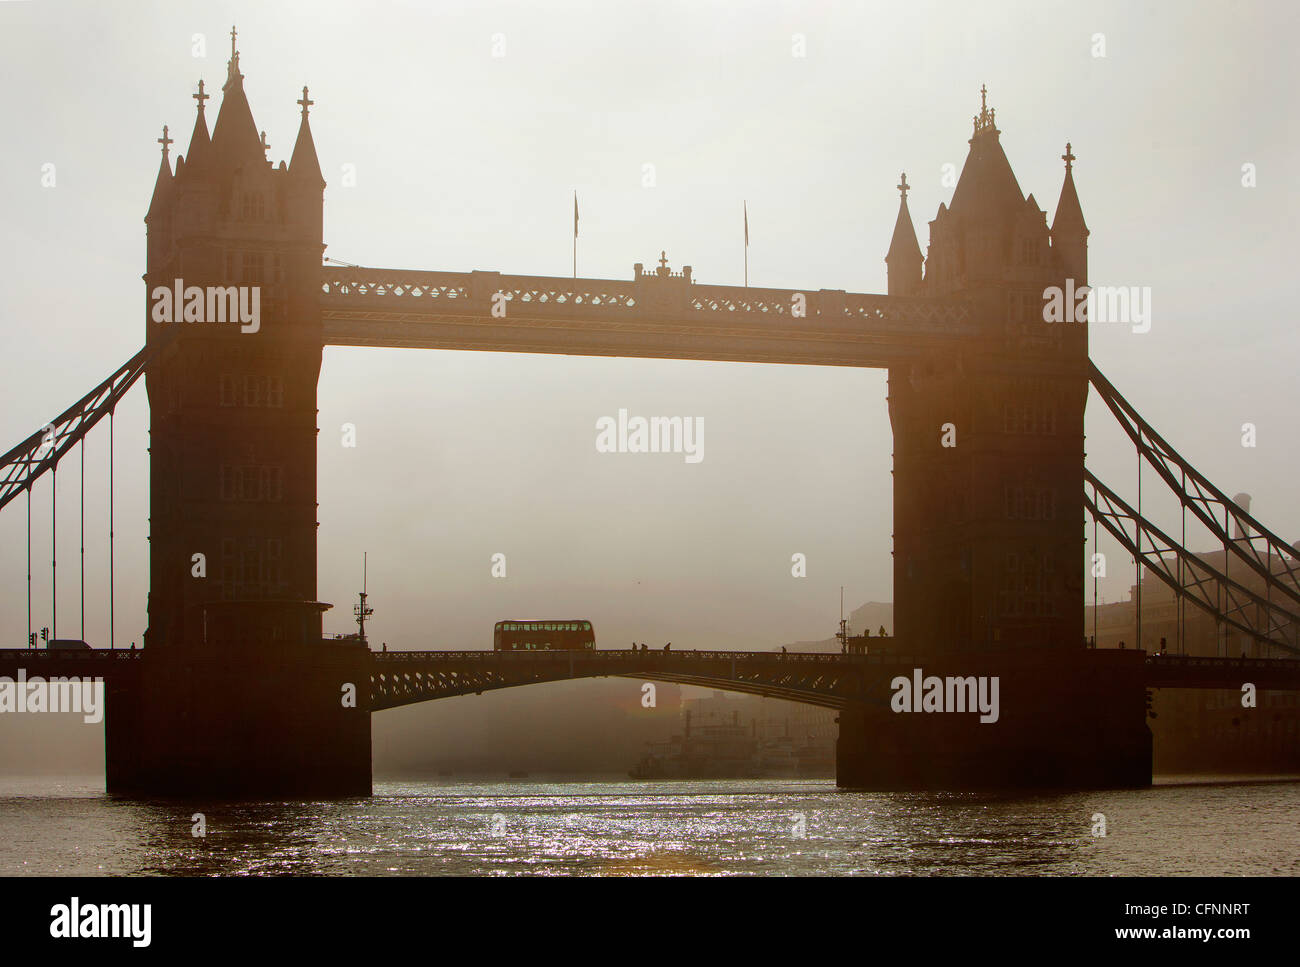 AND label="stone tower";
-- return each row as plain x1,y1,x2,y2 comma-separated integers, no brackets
143,32,327,651
111,33,370,797
836,94,1148,789
887,89,1090,654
